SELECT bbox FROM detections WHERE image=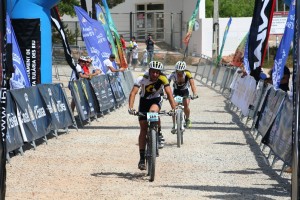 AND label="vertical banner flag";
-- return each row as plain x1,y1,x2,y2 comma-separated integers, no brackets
243,33,250,75
6,13,31,89
50,6,78,79
183,0,200,46
74,6,112,73
12,19,41,85
231,32,248,67
247,0,276,81
102,0,128,69
95,4,119,66
216,17,232,65
272,0,295,89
